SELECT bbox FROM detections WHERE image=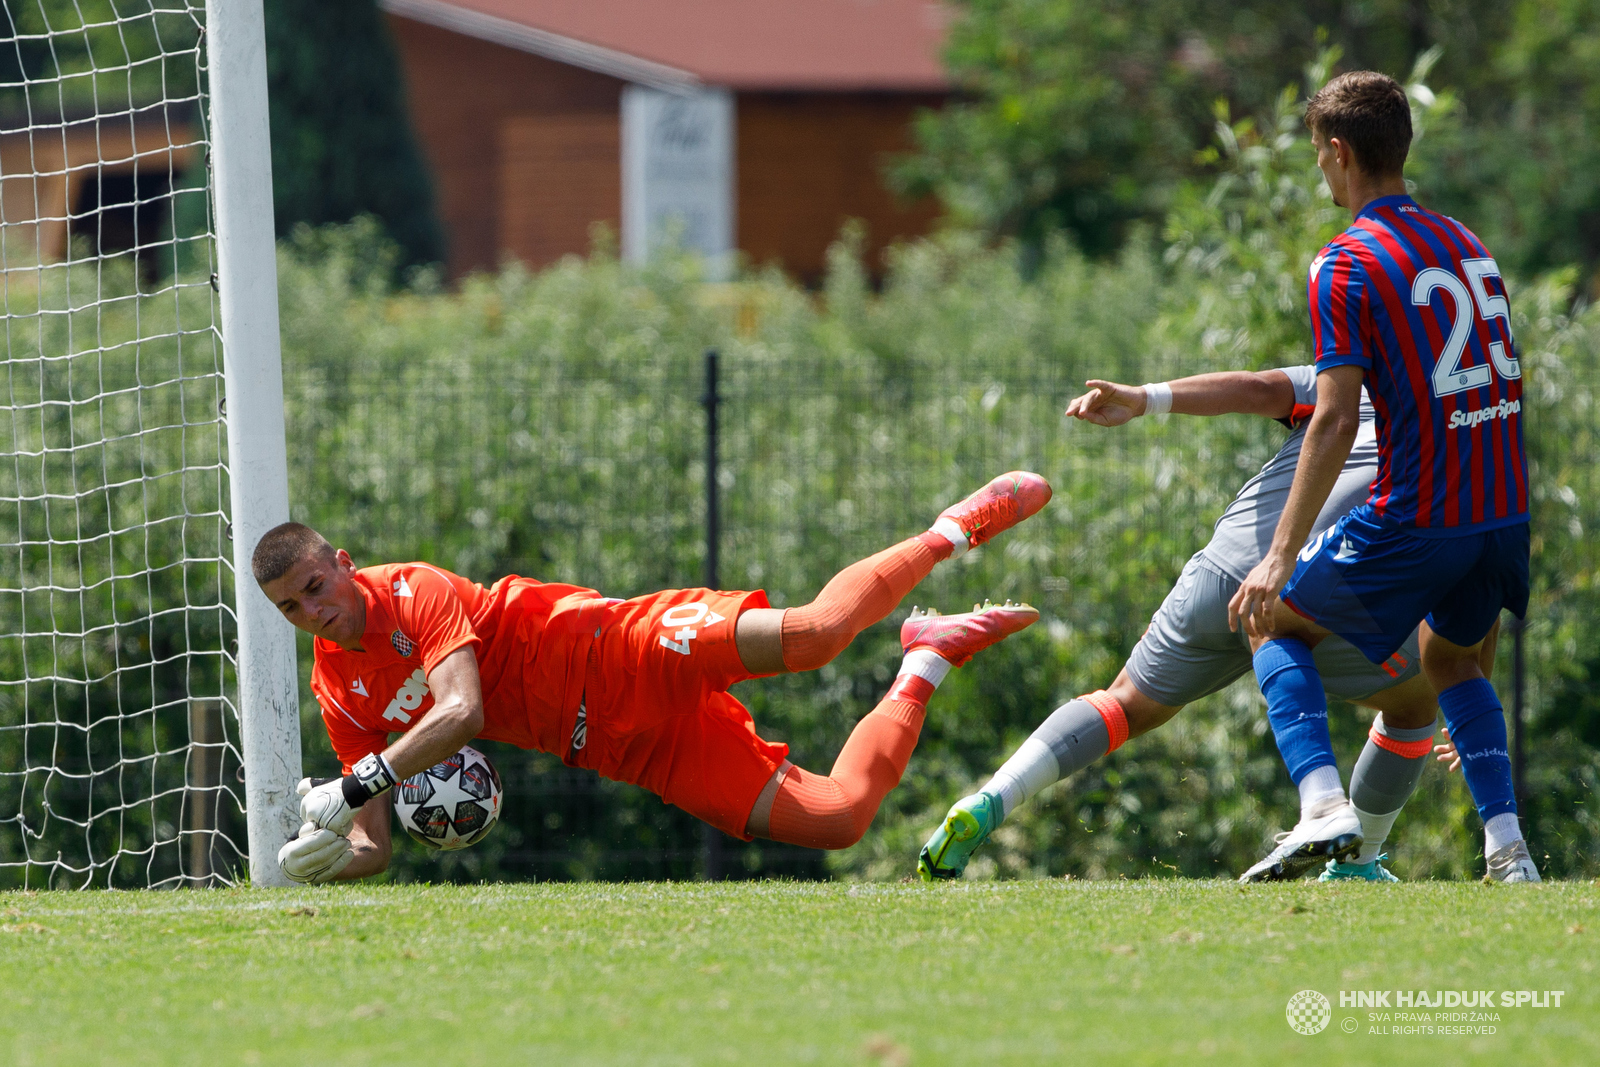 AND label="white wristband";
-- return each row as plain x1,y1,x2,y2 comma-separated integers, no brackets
1142,382,1173,416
